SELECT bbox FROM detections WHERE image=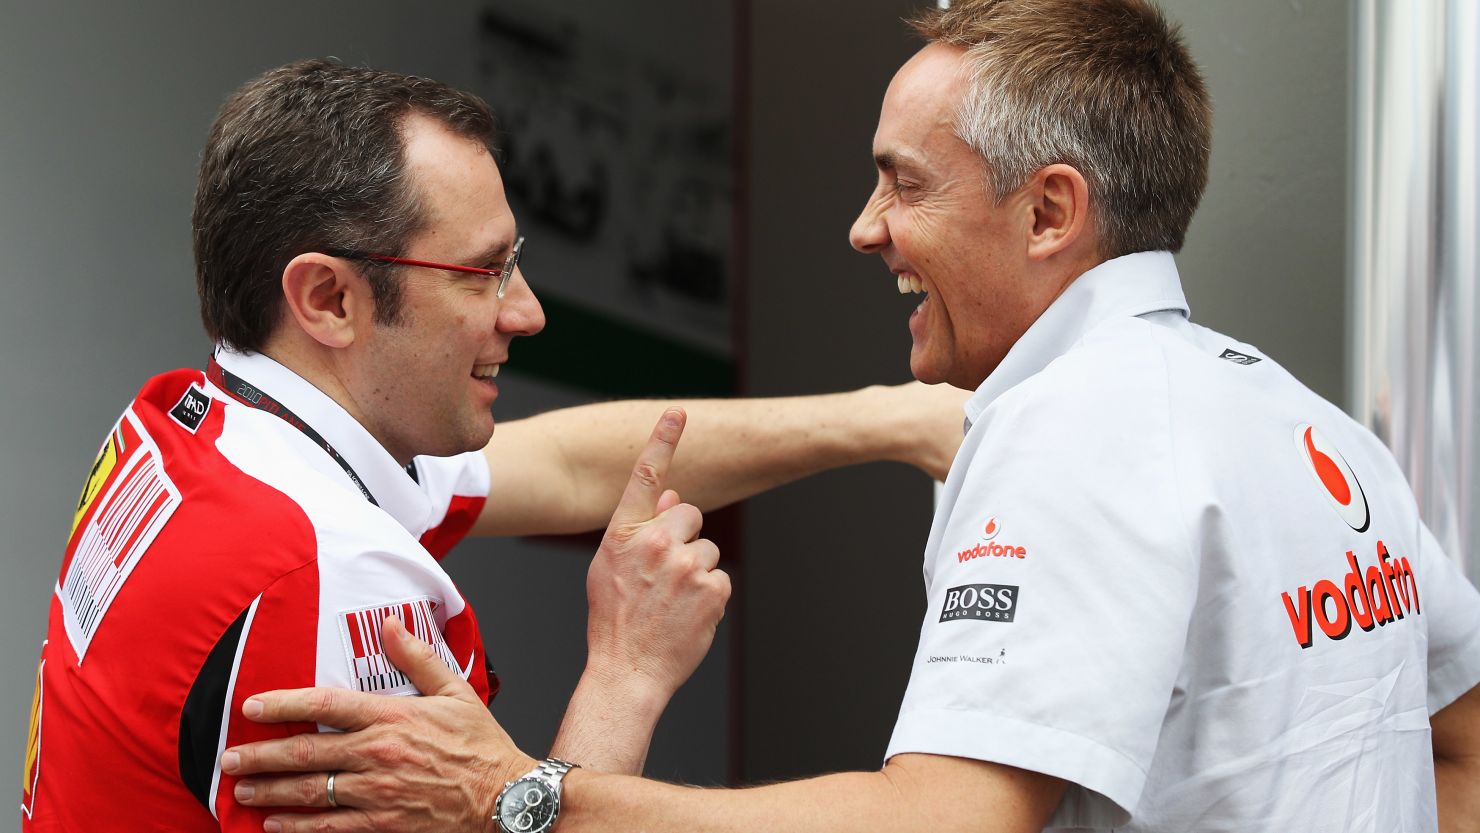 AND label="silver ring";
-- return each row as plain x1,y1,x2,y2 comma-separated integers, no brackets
326,771,339,808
